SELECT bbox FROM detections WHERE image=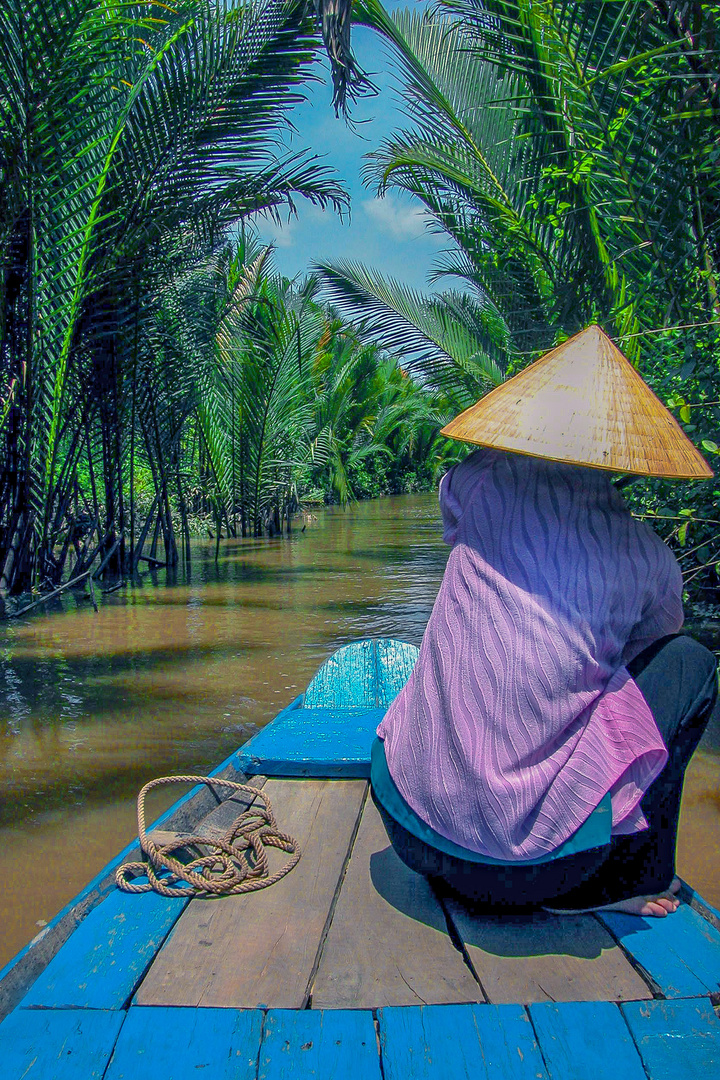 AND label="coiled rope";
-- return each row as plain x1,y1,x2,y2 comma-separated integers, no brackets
116,775,301,897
